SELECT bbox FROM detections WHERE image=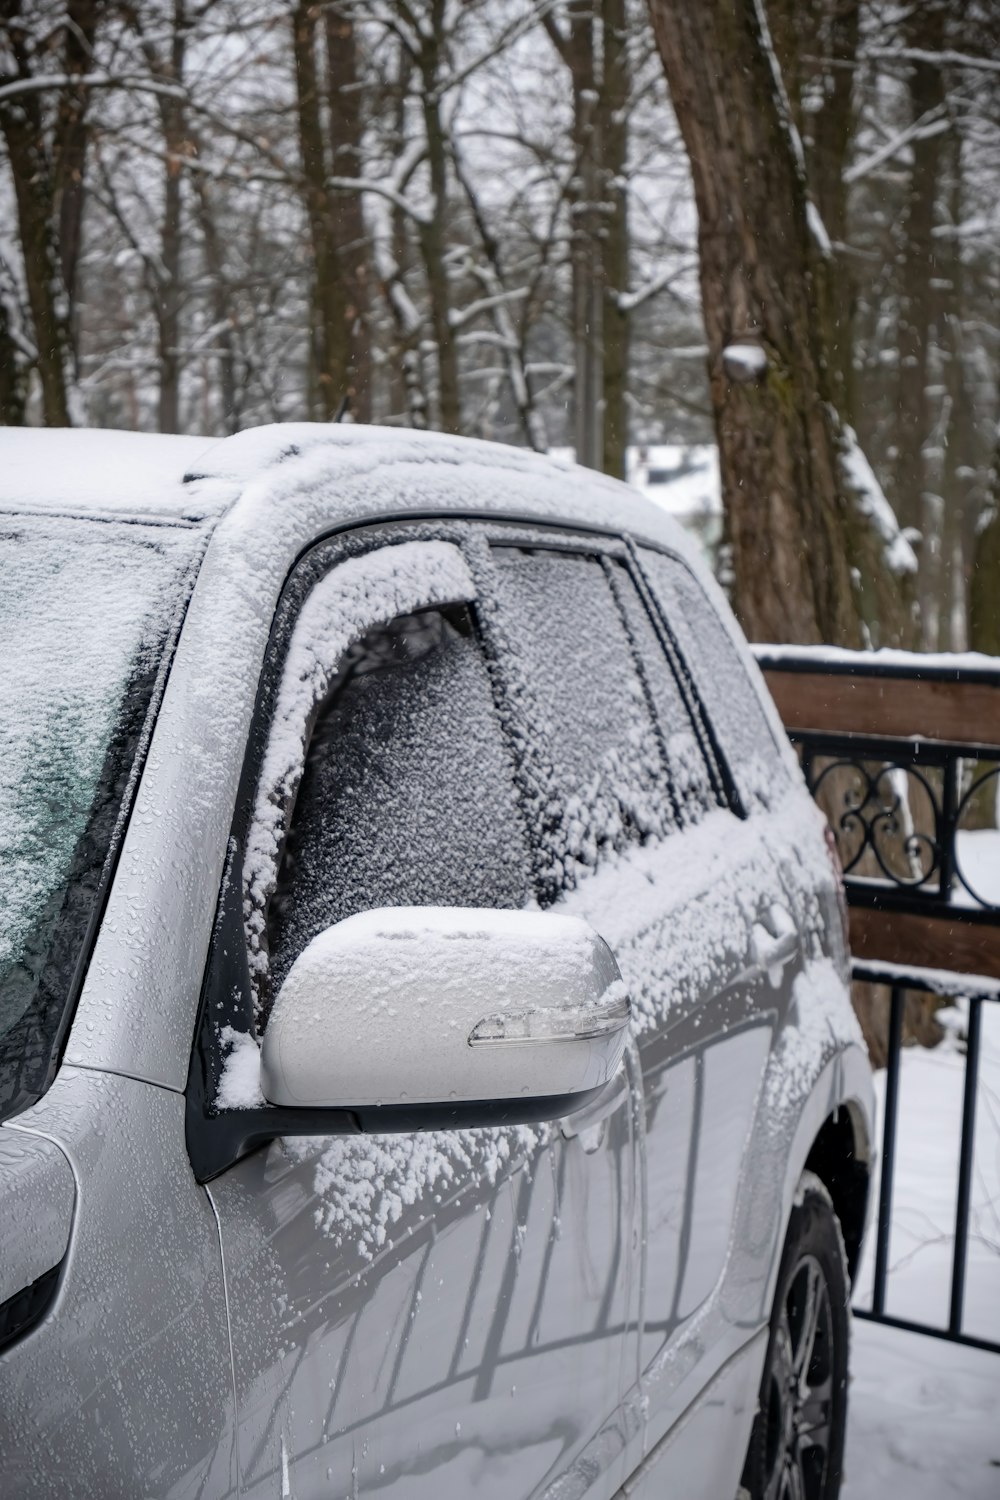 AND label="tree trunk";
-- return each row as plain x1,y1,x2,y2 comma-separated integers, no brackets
0,257,28,424
805,0,859,420
939,131,975,650
292,0,350,421
565,4,602,470
0,5,78,425
770,0,859,417
647,0,911,647
599,0,629,479
416,4,460,435
382,44,426,429
191,162,238,432
970,439,1000,656
52,0,103,324
325,4,371,423
155,0,187,434
893,1,946,538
